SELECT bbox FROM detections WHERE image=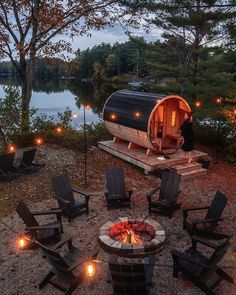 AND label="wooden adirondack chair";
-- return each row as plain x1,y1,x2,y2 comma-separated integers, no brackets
17,148,44,174
0,152,20,181
146,169,181,218
171,235,234,295
108,255,155,295
39,236,99,295
51,174,90,222
16,200,63,248
105,167,133,209
183,191,228,237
